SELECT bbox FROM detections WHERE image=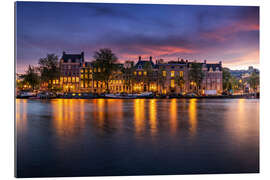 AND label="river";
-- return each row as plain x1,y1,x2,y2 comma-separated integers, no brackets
16,98,259,177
